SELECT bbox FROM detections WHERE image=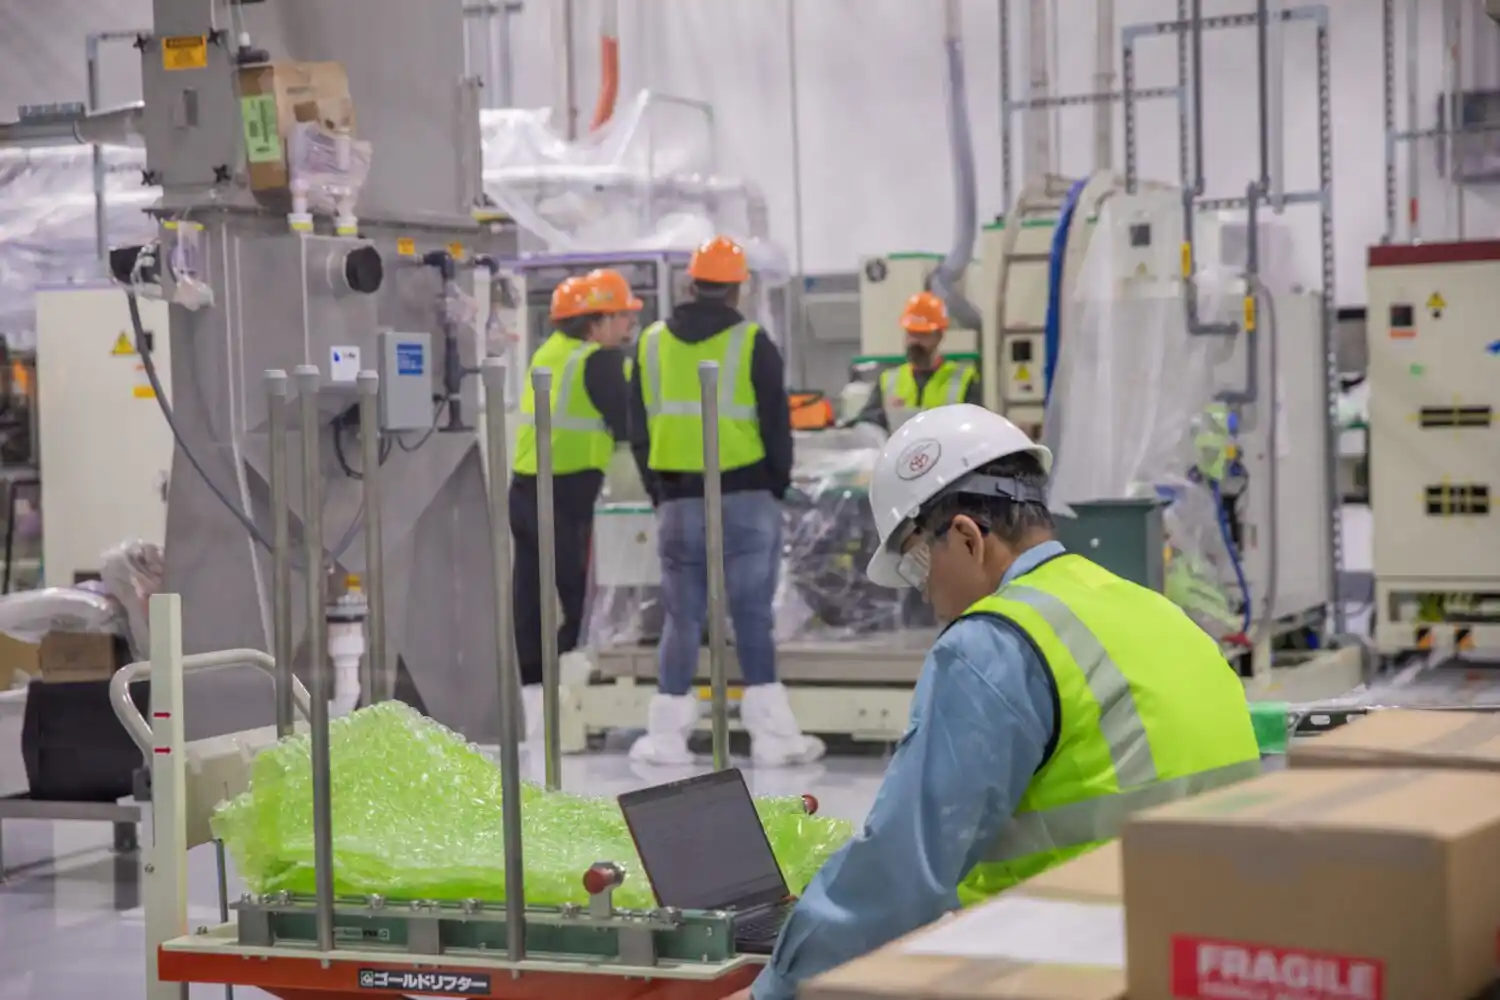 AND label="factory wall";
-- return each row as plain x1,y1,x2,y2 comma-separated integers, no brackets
3,0,1498,306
